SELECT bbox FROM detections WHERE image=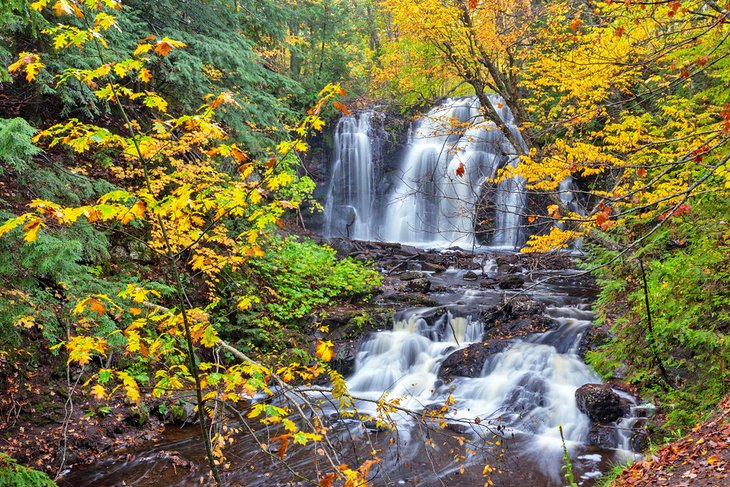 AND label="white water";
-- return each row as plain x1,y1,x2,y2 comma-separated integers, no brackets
382,96,526,248
323,111,377,240
345,303,634,483
320,97,533,248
